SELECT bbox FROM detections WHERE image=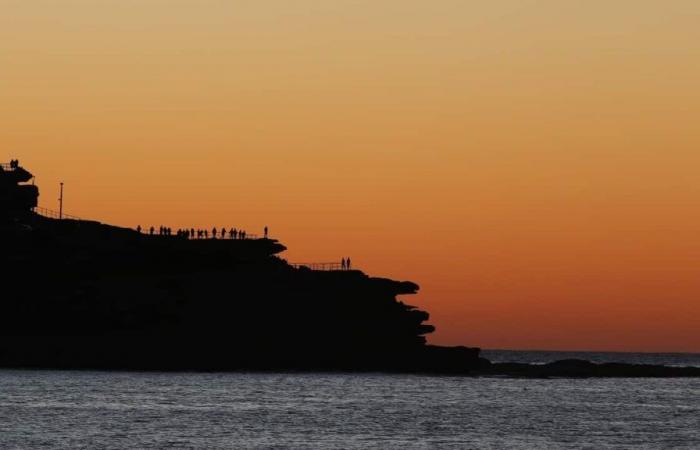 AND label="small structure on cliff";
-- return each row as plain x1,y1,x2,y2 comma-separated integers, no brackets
0,160,38,213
